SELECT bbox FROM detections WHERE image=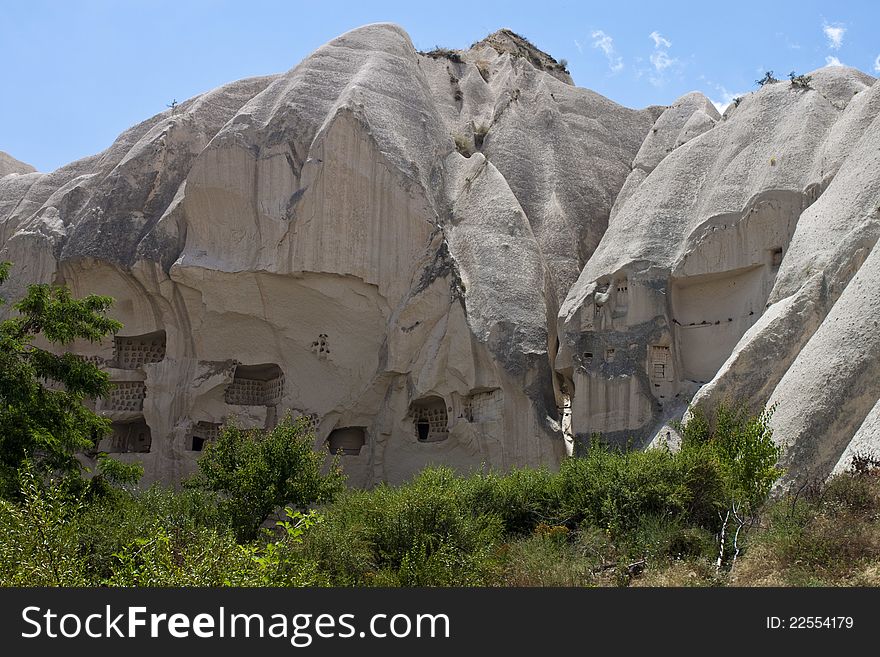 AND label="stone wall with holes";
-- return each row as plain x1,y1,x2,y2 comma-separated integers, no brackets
186,420,222,452
104,381,146,413
224,371,284,406
114,331,167,369
410,397,449,443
